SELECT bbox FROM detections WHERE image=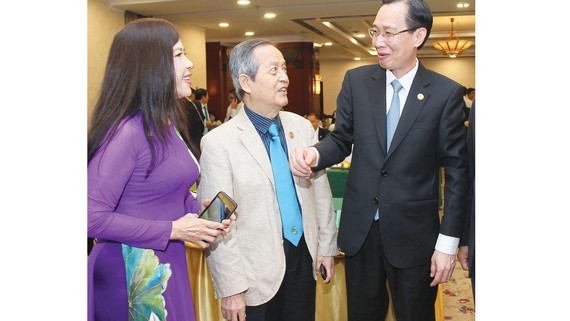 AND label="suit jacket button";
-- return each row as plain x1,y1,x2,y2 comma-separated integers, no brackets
381,169,388,177
373,197,379,204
